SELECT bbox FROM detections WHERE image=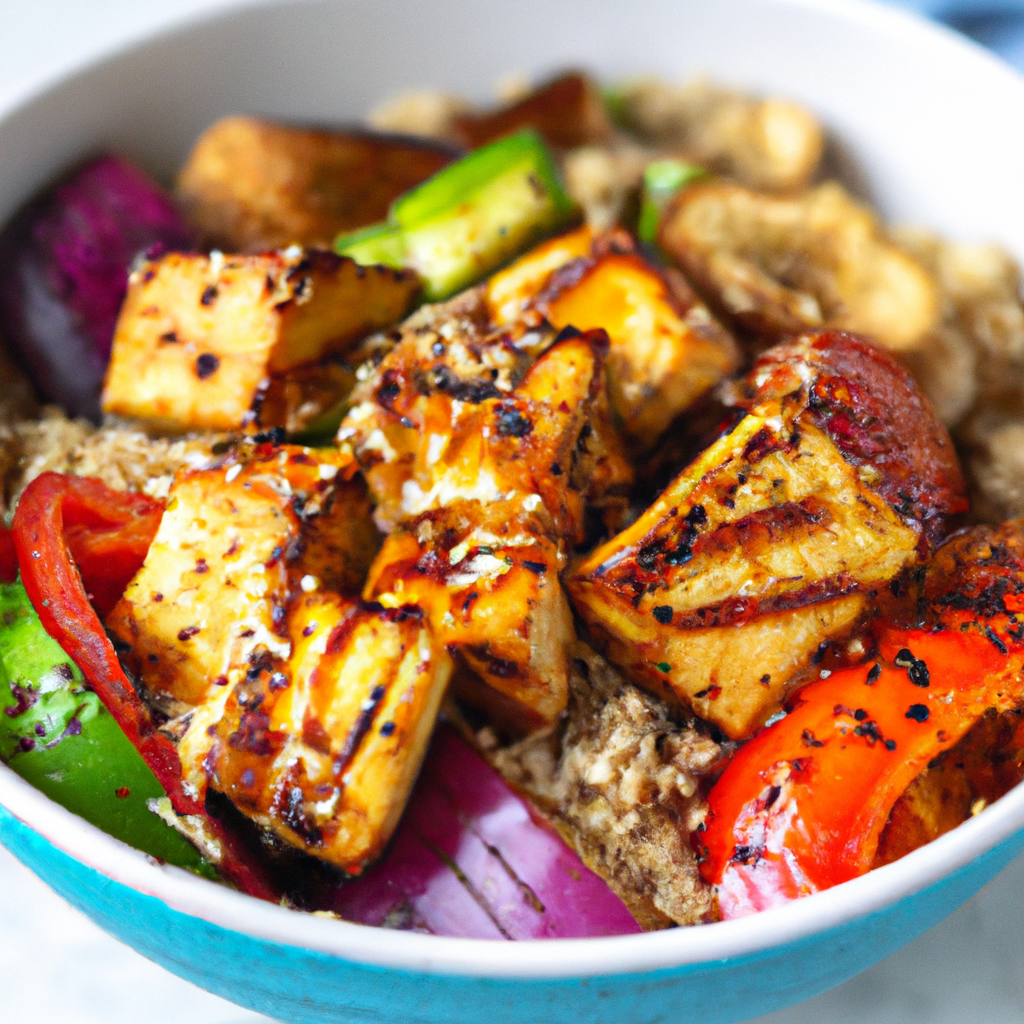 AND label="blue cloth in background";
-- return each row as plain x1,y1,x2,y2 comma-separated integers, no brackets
886,0,1024,68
